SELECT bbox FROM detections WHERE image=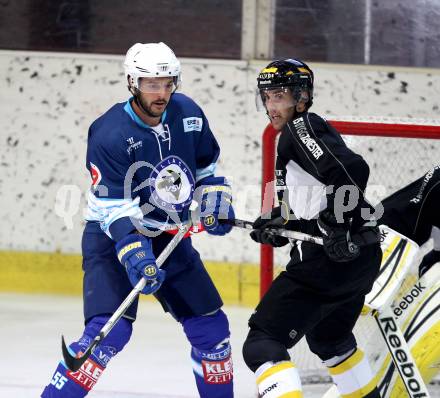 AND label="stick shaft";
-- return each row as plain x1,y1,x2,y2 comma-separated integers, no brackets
225,217,323,245
97,224,190,339
62,224,190,371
